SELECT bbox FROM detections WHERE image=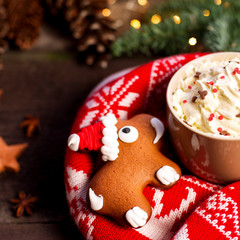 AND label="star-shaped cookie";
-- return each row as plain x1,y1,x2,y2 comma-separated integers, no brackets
0,137,28,173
